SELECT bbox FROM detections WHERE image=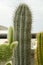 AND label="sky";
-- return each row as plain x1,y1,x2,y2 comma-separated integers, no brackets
0,0,43,33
